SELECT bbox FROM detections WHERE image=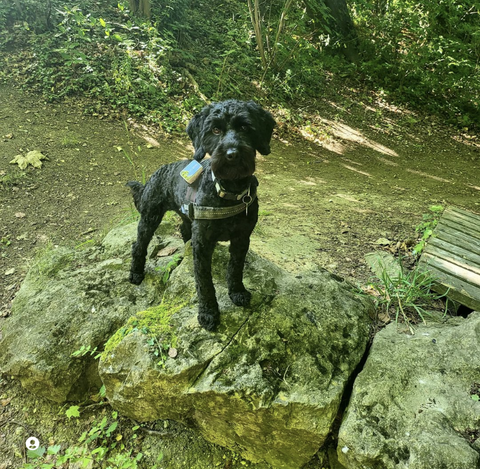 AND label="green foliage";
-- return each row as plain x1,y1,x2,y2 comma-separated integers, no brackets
1,0,477,128
71,344,101,358
66,405,81,419
155,253,182,284
350,0,480,126
413,205,444,255
22,410,145,469
1,235,11,248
